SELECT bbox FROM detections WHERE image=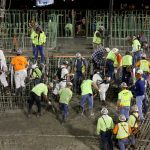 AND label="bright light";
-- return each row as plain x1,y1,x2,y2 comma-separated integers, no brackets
36,0,54,7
